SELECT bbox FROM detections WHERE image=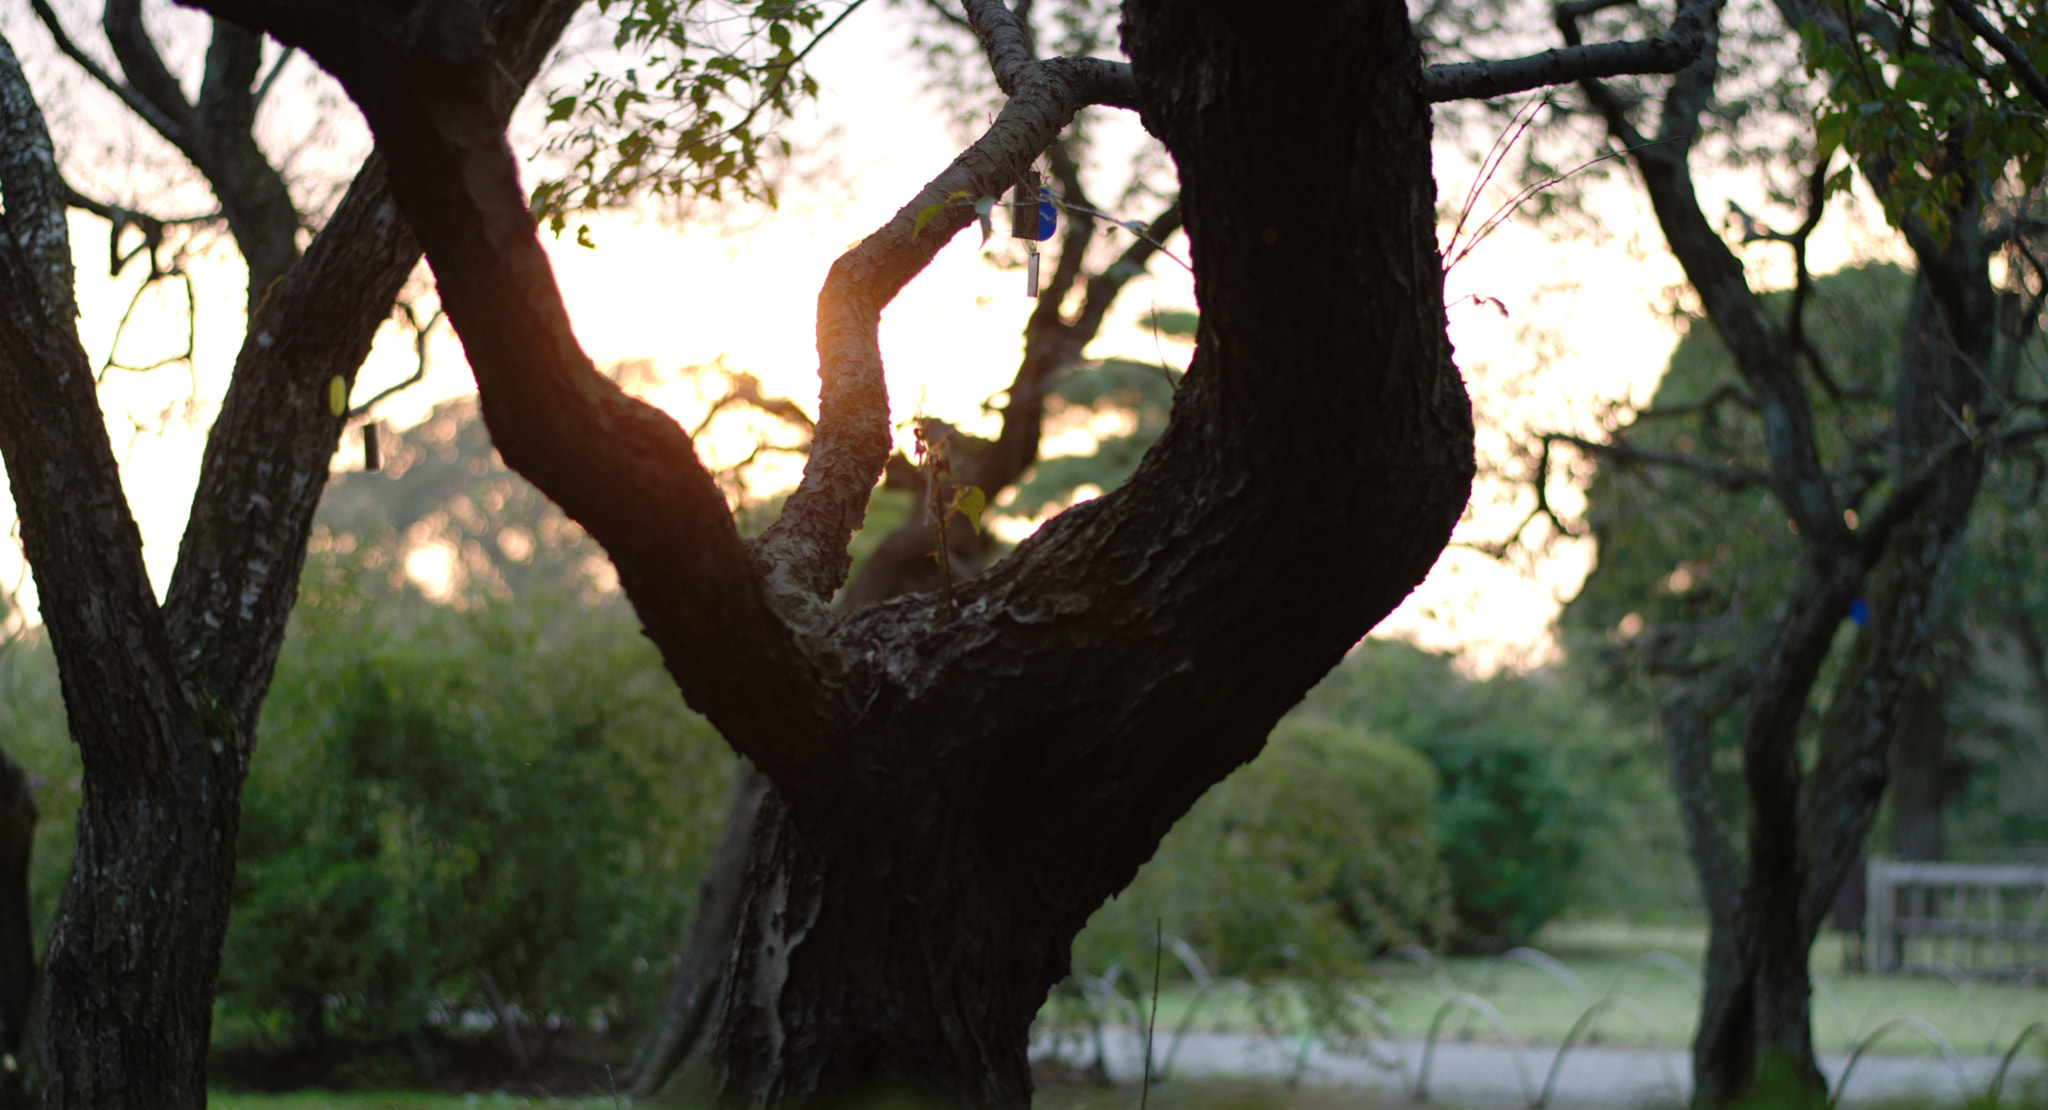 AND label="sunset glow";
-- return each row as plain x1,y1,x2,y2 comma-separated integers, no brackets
0,6,1907,672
